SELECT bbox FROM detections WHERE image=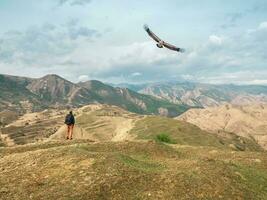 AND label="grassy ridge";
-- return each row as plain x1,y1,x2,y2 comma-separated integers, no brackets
130,116,263,151
0,141,266,199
